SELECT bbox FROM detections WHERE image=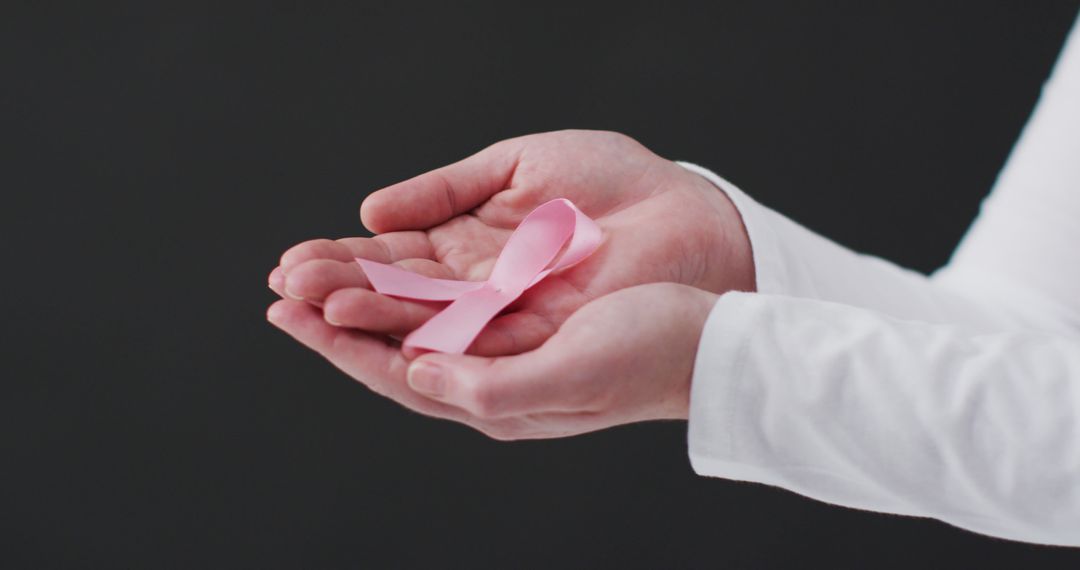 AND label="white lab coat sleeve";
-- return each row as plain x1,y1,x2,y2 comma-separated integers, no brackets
683,12,1080,546
688,292,1080,546
676,161,1020,332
